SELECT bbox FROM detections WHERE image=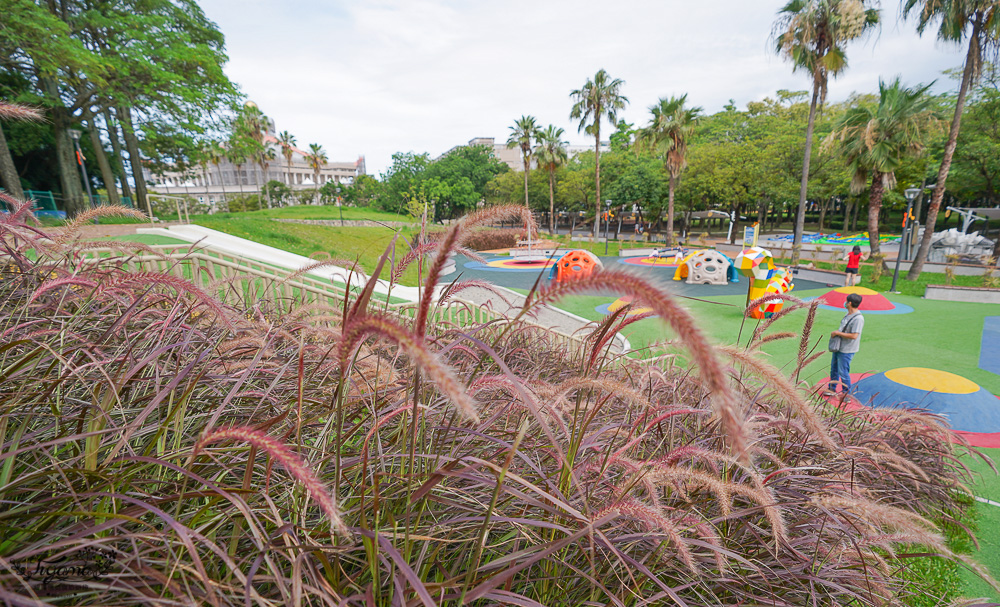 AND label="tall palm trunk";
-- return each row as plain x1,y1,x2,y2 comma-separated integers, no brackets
867,171,885,258
0,123,24,199
593,117,602,239
103,109,133,203
521,151,532,243
314,169,320,205
118,105,151,218
84,114,120,206
548,167,556,234
666,174,677,246
907,21,981,280
792,84,821,265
